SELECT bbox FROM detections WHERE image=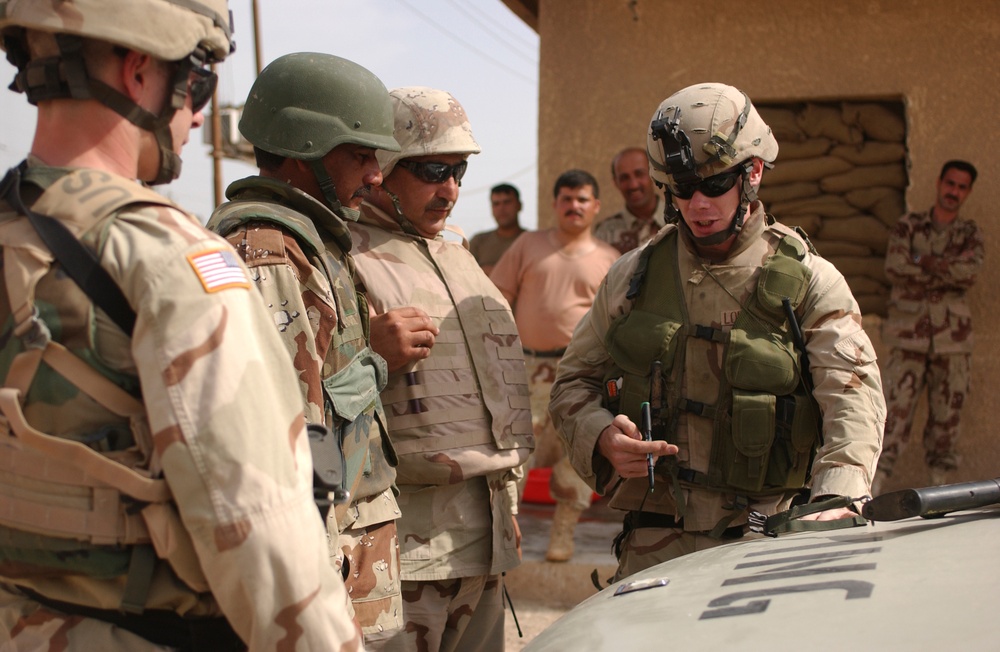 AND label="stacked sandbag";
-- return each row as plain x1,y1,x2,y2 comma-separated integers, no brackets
757,101,907,317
